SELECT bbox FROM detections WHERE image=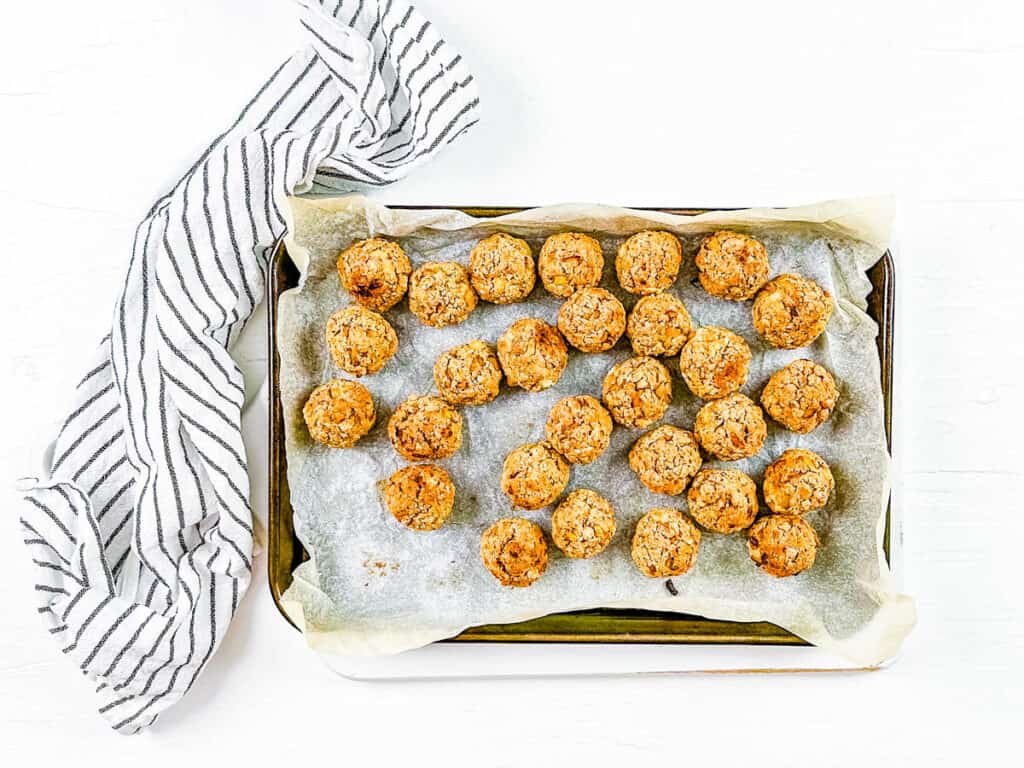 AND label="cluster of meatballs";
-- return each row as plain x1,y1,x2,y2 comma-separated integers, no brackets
302,225,841,590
